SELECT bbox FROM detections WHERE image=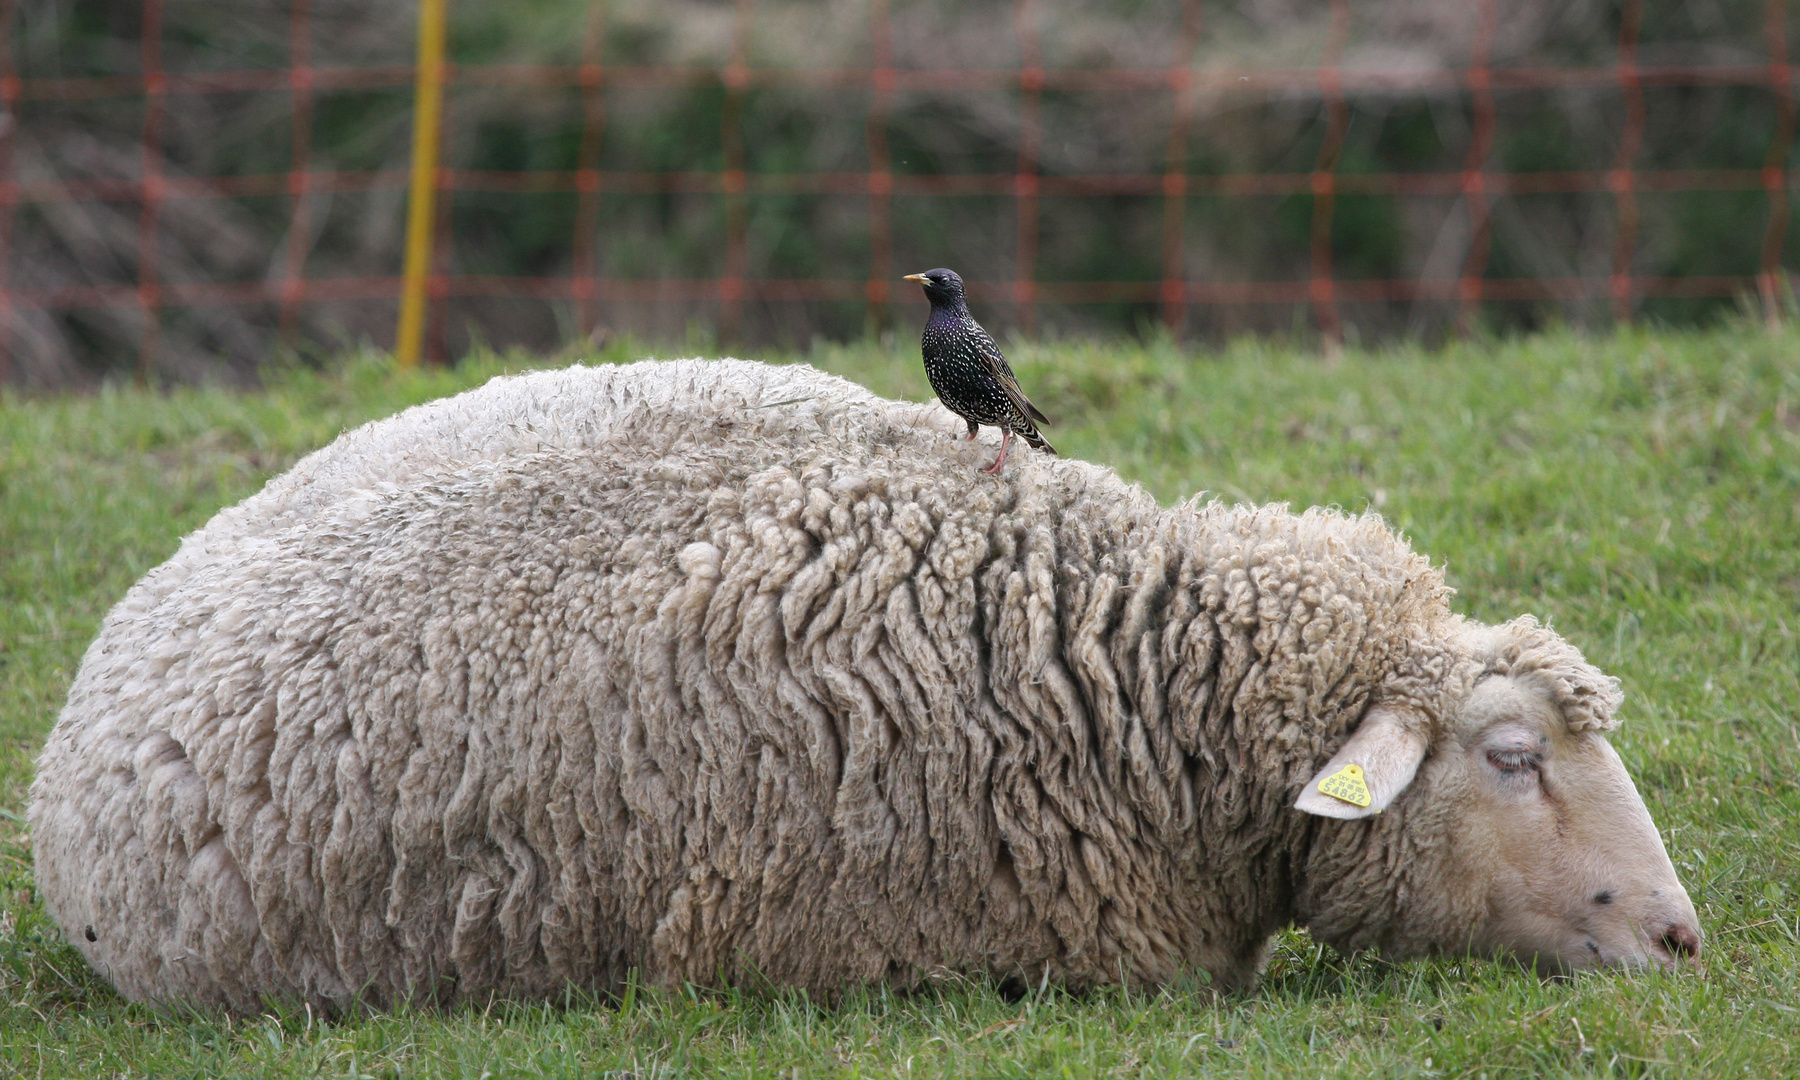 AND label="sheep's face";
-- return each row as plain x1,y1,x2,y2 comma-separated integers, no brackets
1436,674,1700,972
1297,649,1700,973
